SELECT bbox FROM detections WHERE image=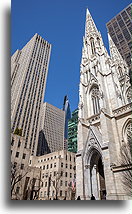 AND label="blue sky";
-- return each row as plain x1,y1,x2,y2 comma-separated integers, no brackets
11,0,131,112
